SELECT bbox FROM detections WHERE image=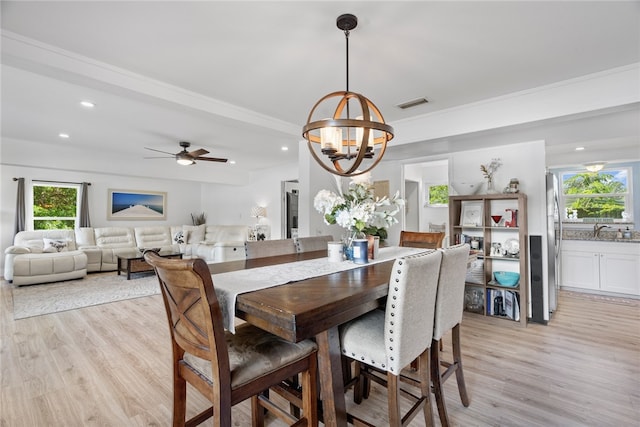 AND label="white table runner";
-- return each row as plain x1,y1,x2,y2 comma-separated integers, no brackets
213,246,428,332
